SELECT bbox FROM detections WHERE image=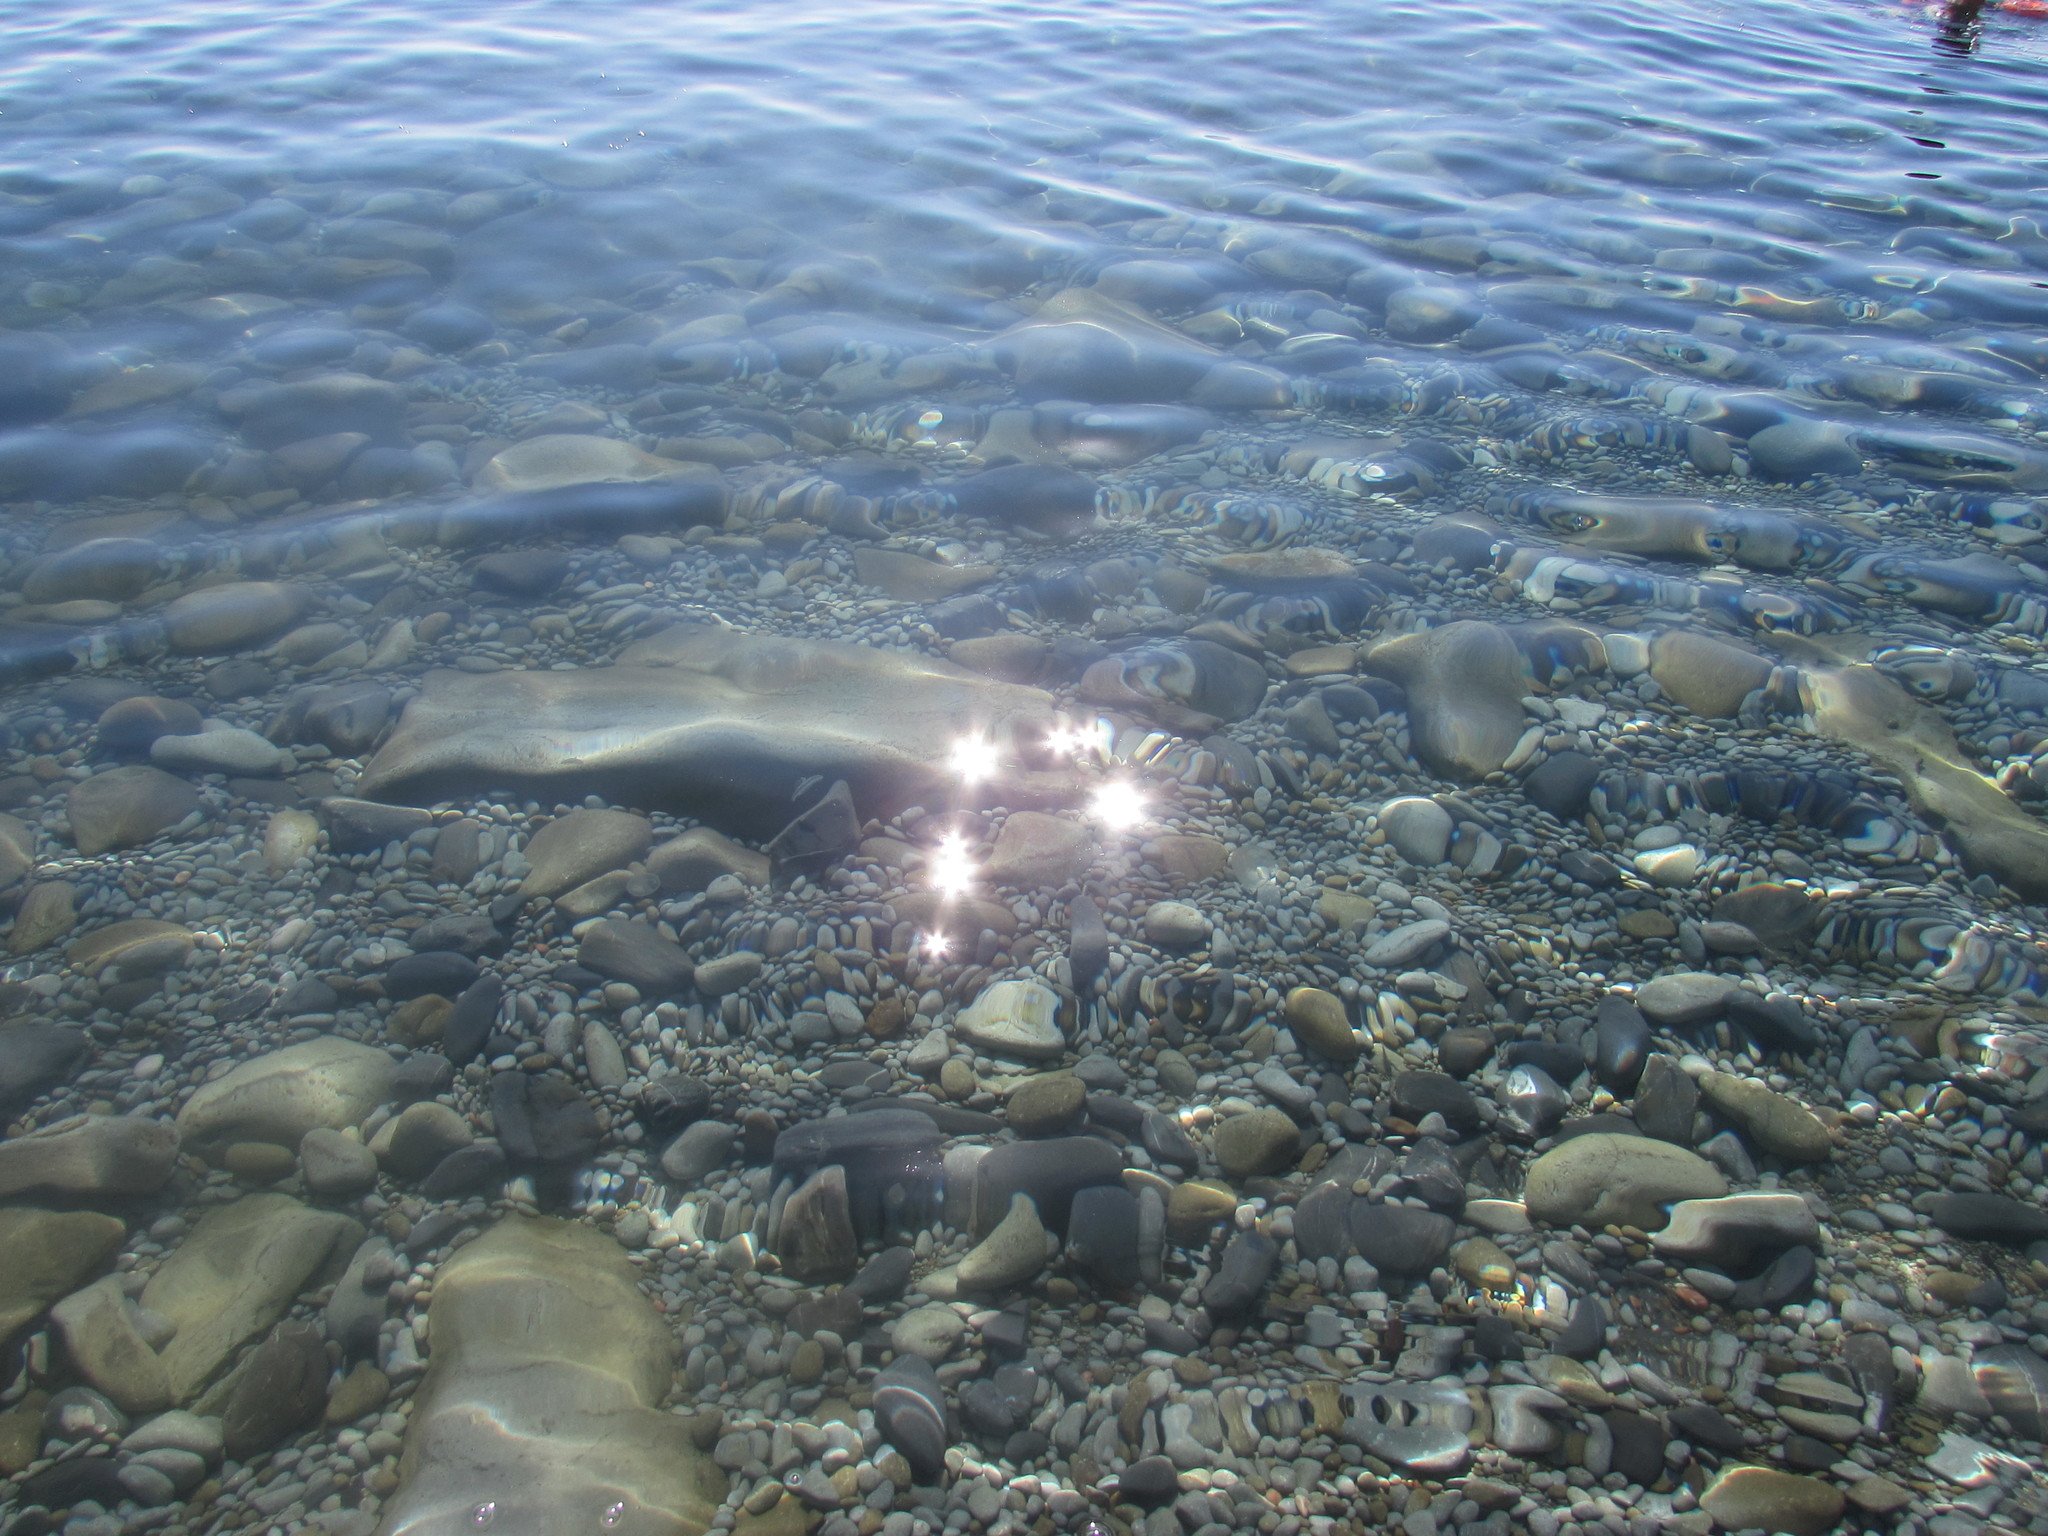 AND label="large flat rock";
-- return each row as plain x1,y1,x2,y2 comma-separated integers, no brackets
374,1216,726,1536
142,1193,361,1402
359,625,1075,834
176,1037,395,1149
